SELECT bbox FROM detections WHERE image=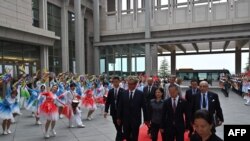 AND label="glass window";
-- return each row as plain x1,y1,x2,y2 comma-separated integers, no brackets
47,3,62,73
122,58,127,72
115,58,122,71
0,65,2,74
132,57,135,72
32,0,39,27
198,73,207,80
136,57,145,72
109,63,115,71
100,59,105,74
122,0,127,10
